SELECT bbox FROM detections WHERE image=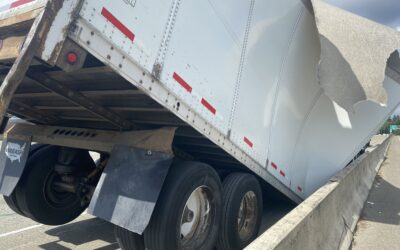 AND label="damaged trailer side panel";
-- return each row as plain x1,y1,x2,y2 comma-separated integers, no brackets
0,0,399,239
69,0,400,197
